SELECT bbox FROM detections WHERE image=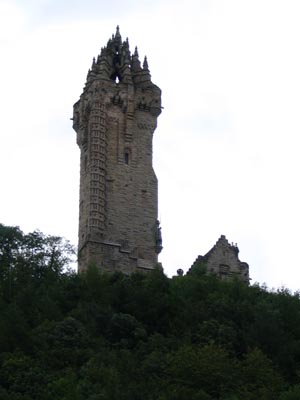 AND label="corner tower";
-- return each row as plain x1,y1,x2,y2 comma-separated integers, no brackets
73,27,162,273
